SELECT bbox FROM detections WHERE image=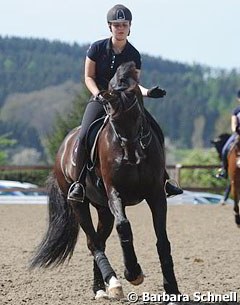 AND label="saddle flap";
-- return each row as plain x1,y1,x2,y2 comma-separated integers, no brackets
86,116,109,164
